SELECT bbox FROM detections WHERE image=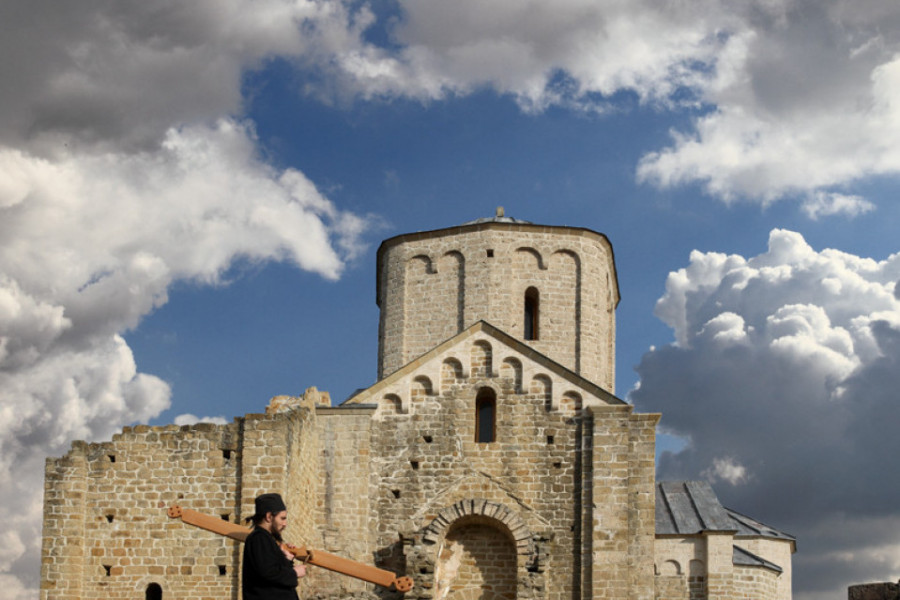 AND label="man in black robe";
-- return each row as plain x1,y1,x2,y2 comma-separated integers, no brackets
242,493,306,600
